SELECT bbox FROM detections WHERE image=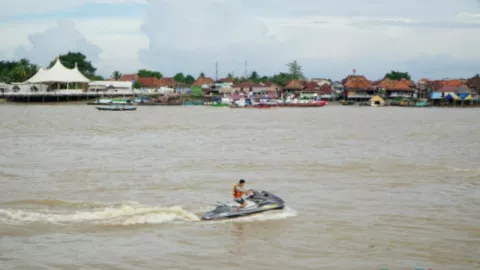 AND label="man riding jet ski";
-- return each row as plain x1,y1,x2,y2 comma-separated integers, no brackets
201,179,285,220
